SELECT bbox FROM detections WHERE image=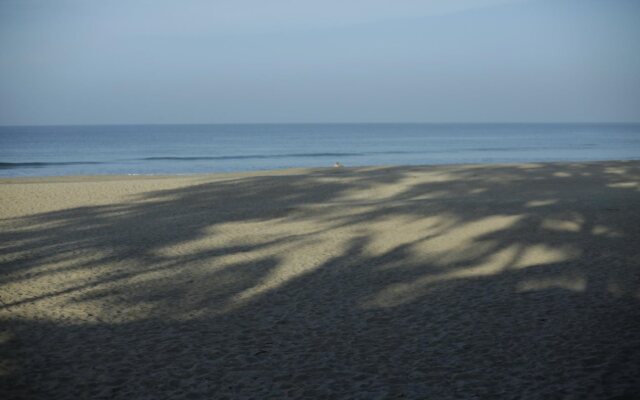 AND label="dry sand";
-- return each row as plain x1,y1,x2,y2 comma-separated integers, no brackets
1,161,639,399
